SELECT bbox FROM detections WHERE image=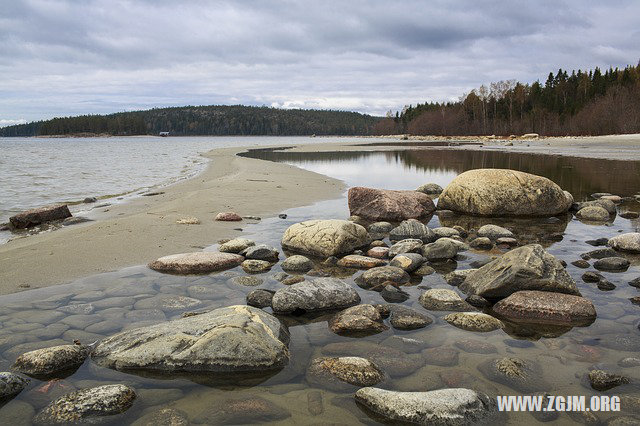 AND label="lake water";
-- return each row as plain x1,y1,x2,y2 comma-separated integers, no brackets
1,144,639,424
